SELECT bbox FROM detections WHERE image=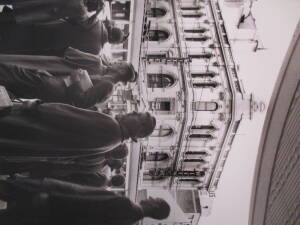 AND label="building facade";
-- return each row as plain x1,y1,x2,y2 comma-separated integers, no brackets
105,0,254,224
